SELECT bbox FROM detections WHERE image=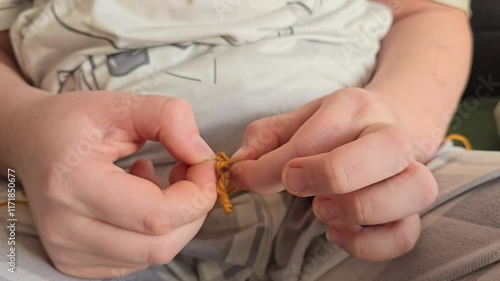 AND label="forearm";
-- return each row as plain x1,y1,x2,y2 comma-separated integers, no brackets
0,31,49,175
365,1,472,161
